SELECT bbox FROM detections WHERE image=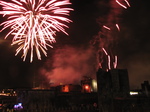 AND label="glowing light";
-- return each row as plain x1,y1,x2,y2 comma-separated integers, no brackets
116,0,127,9
92,80,97,87
124,0,130,7
130,91,138,95
102,48,111,70
116,0,130,9
102,48,108,55
62,85,69,92
103,25,111,30
92,79,97,92
113,55,117,69
108,55,111,70
116,24,120,31
0,93,9,96
14,103,23,110
0,0,73,62
85,85,89,89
